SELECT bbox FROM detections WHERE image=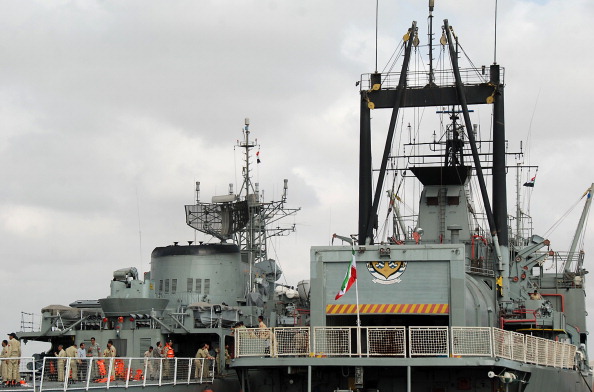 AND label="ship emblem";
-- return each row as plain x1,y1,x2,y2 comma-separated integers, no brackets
367,260,407,284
